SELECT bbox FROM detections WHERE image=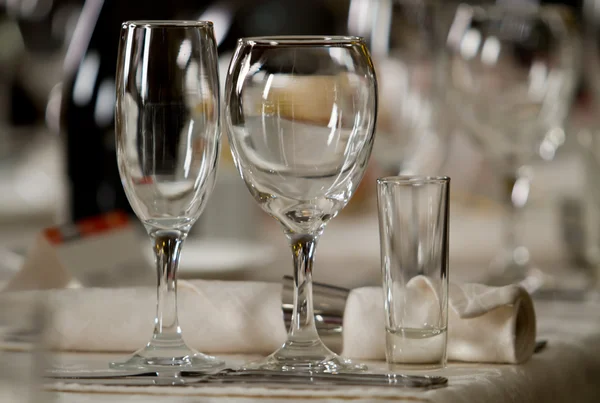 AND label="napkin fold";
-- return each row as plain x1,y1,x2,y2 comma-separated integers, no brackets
1,280,288,354
342,276,536,364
